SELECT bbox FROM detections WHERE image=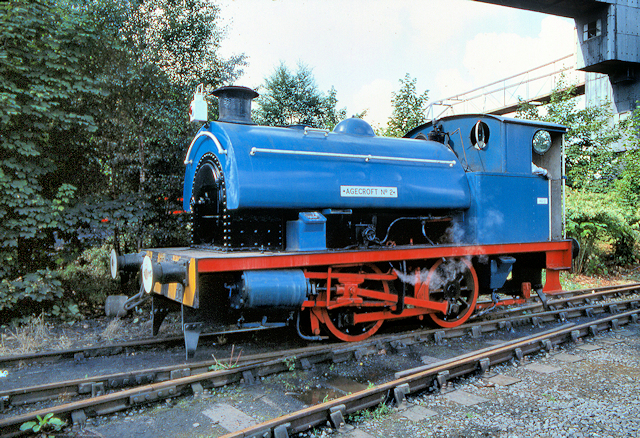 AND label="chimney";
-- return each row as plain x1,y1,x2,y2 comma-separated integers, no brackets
212,85,259,124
